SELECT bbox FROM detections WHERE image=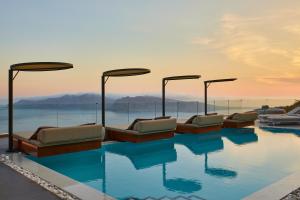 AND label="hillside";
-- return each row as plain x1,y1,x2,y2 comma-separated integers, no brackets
14,94,218,112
